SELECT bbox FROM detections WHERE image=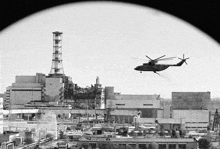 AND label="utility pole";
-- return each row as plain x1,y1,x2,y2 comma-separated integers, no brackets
87,99,89,126
95,97,97,124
